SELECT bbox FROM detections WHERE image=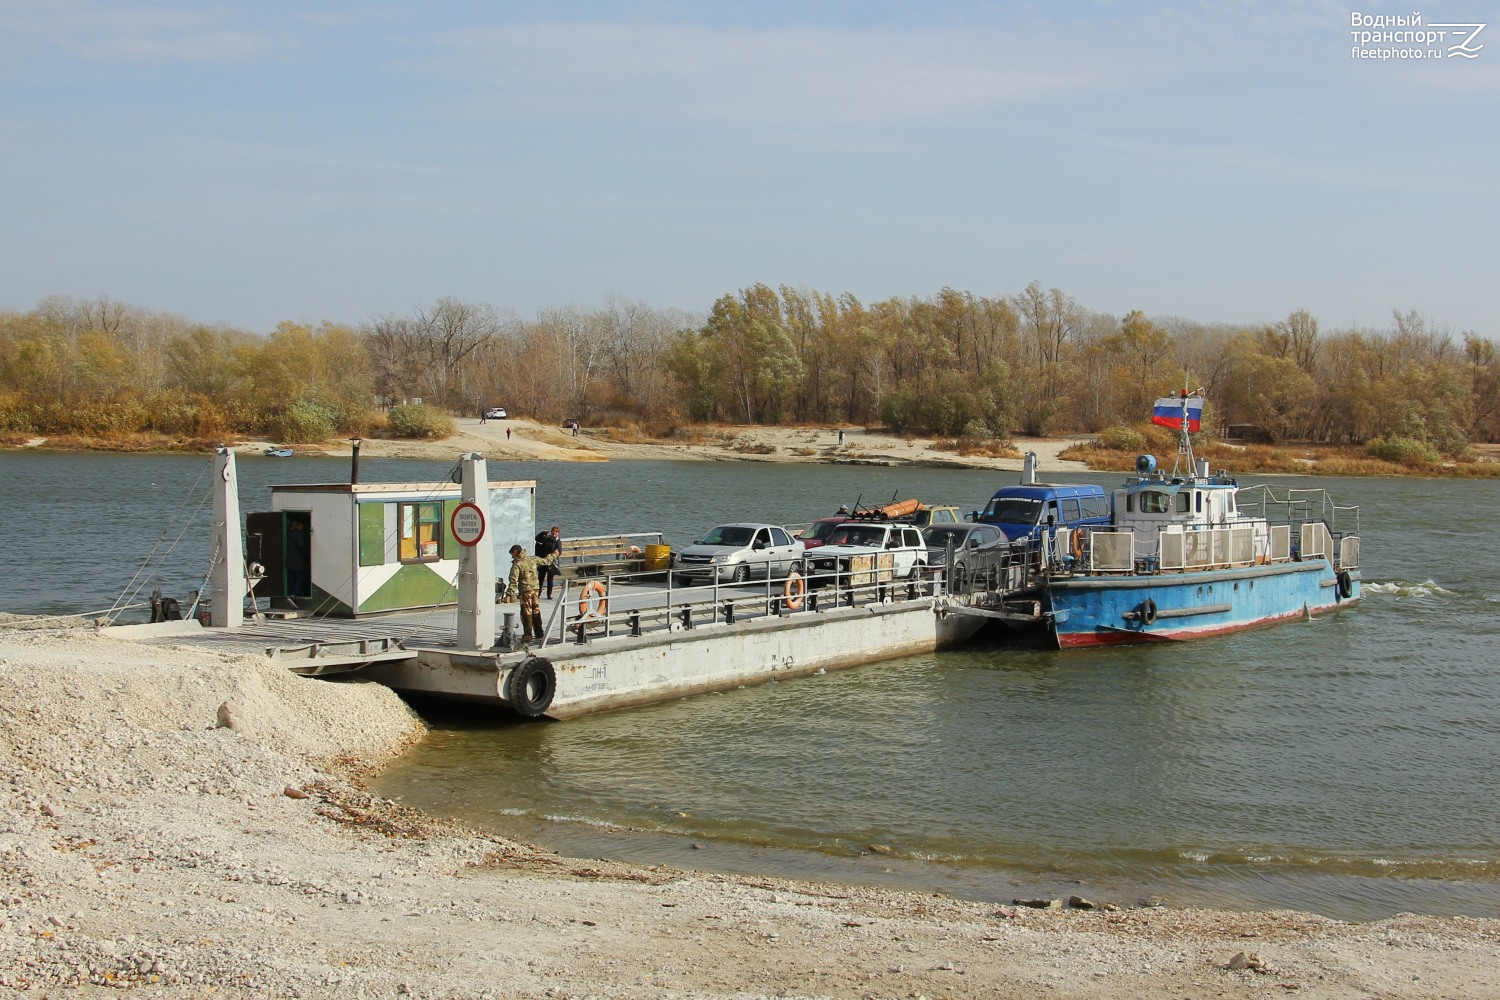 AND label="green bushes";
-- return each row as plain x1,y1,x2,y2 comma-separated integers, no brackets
1096,425,1146,452
1366,435,1440,467
386,403,454,440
